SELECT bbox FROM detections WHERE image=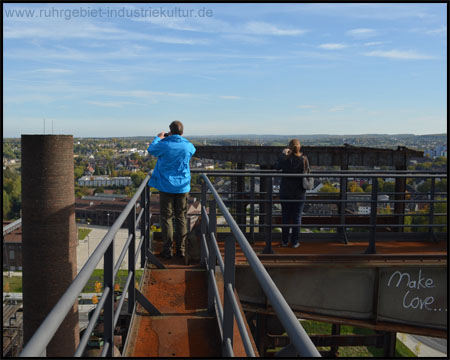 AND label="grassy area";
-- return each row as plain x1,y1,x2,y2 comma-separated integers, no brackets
2,276,22,292
3,269,143,294
78,227,92,240
81,269,143,293
265,320,416,357
298,320,416,357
